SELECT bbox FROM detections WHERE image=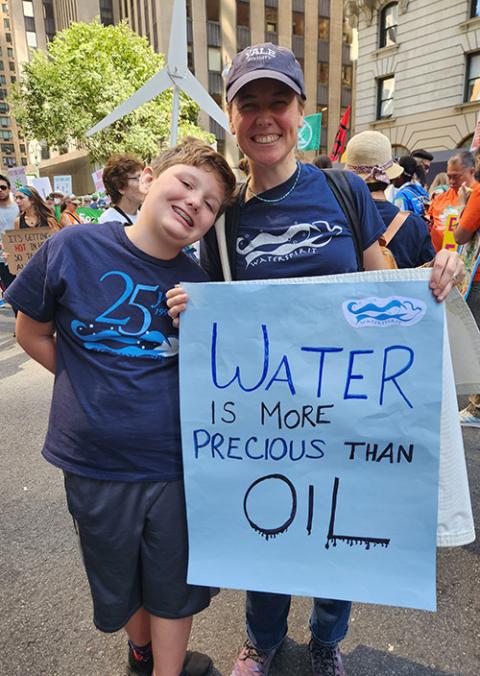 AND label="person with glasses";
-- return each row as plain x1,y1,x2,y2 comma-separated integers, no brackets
98,154,145,225
0,175,19,293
